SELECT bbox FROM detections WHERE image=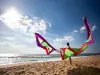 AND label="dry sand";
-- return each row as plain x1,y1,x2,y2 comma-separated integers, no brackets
0,55,100,75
